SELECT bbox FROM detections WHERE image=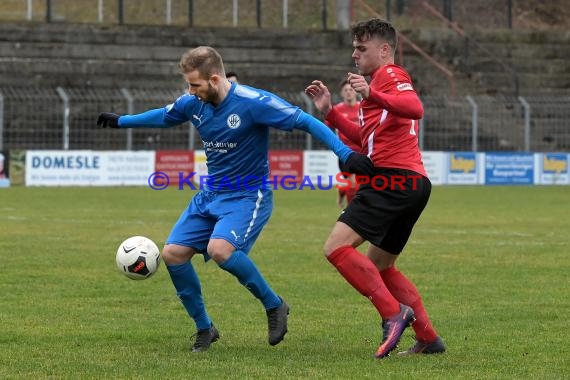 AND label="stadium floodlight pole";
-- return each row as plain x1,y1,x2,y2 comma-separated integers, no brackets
166,0,172,25
118,0,124,25
282,0,288,28
46,0,52,23
98,0,103,22
466,95,478,152
27,0,33,21
507,0,513,29
56,87,70,150
256,0,261,28
518,96,531,152
120,88,134,151
443,0,452,21
321,0,327,31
